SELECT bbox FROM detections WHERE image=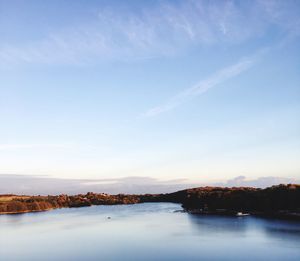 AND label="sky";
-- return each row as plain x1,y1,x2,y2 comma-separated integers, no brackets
0,0,300,186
